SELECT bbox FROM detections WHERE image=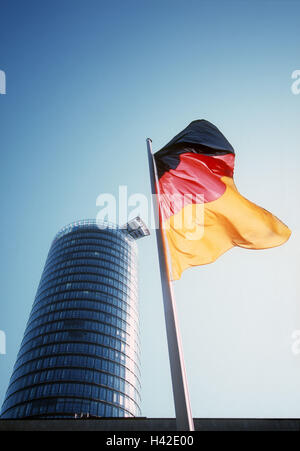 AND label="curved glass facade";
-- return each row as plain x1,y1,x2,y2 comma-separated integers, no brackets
1,220,141,419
